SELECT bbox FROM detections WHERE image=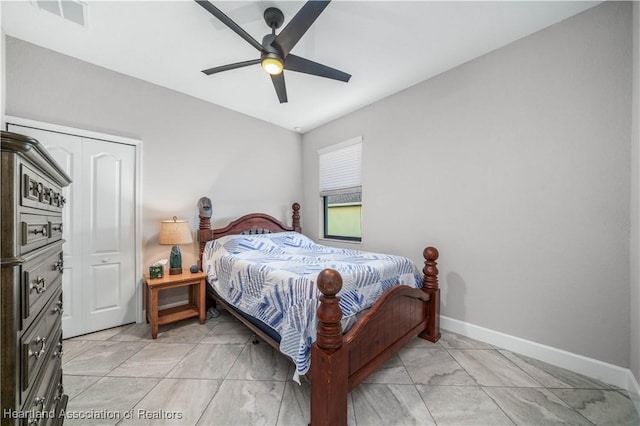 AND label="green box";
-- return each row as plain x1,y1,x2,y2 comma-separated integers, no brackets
149,266,163,279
